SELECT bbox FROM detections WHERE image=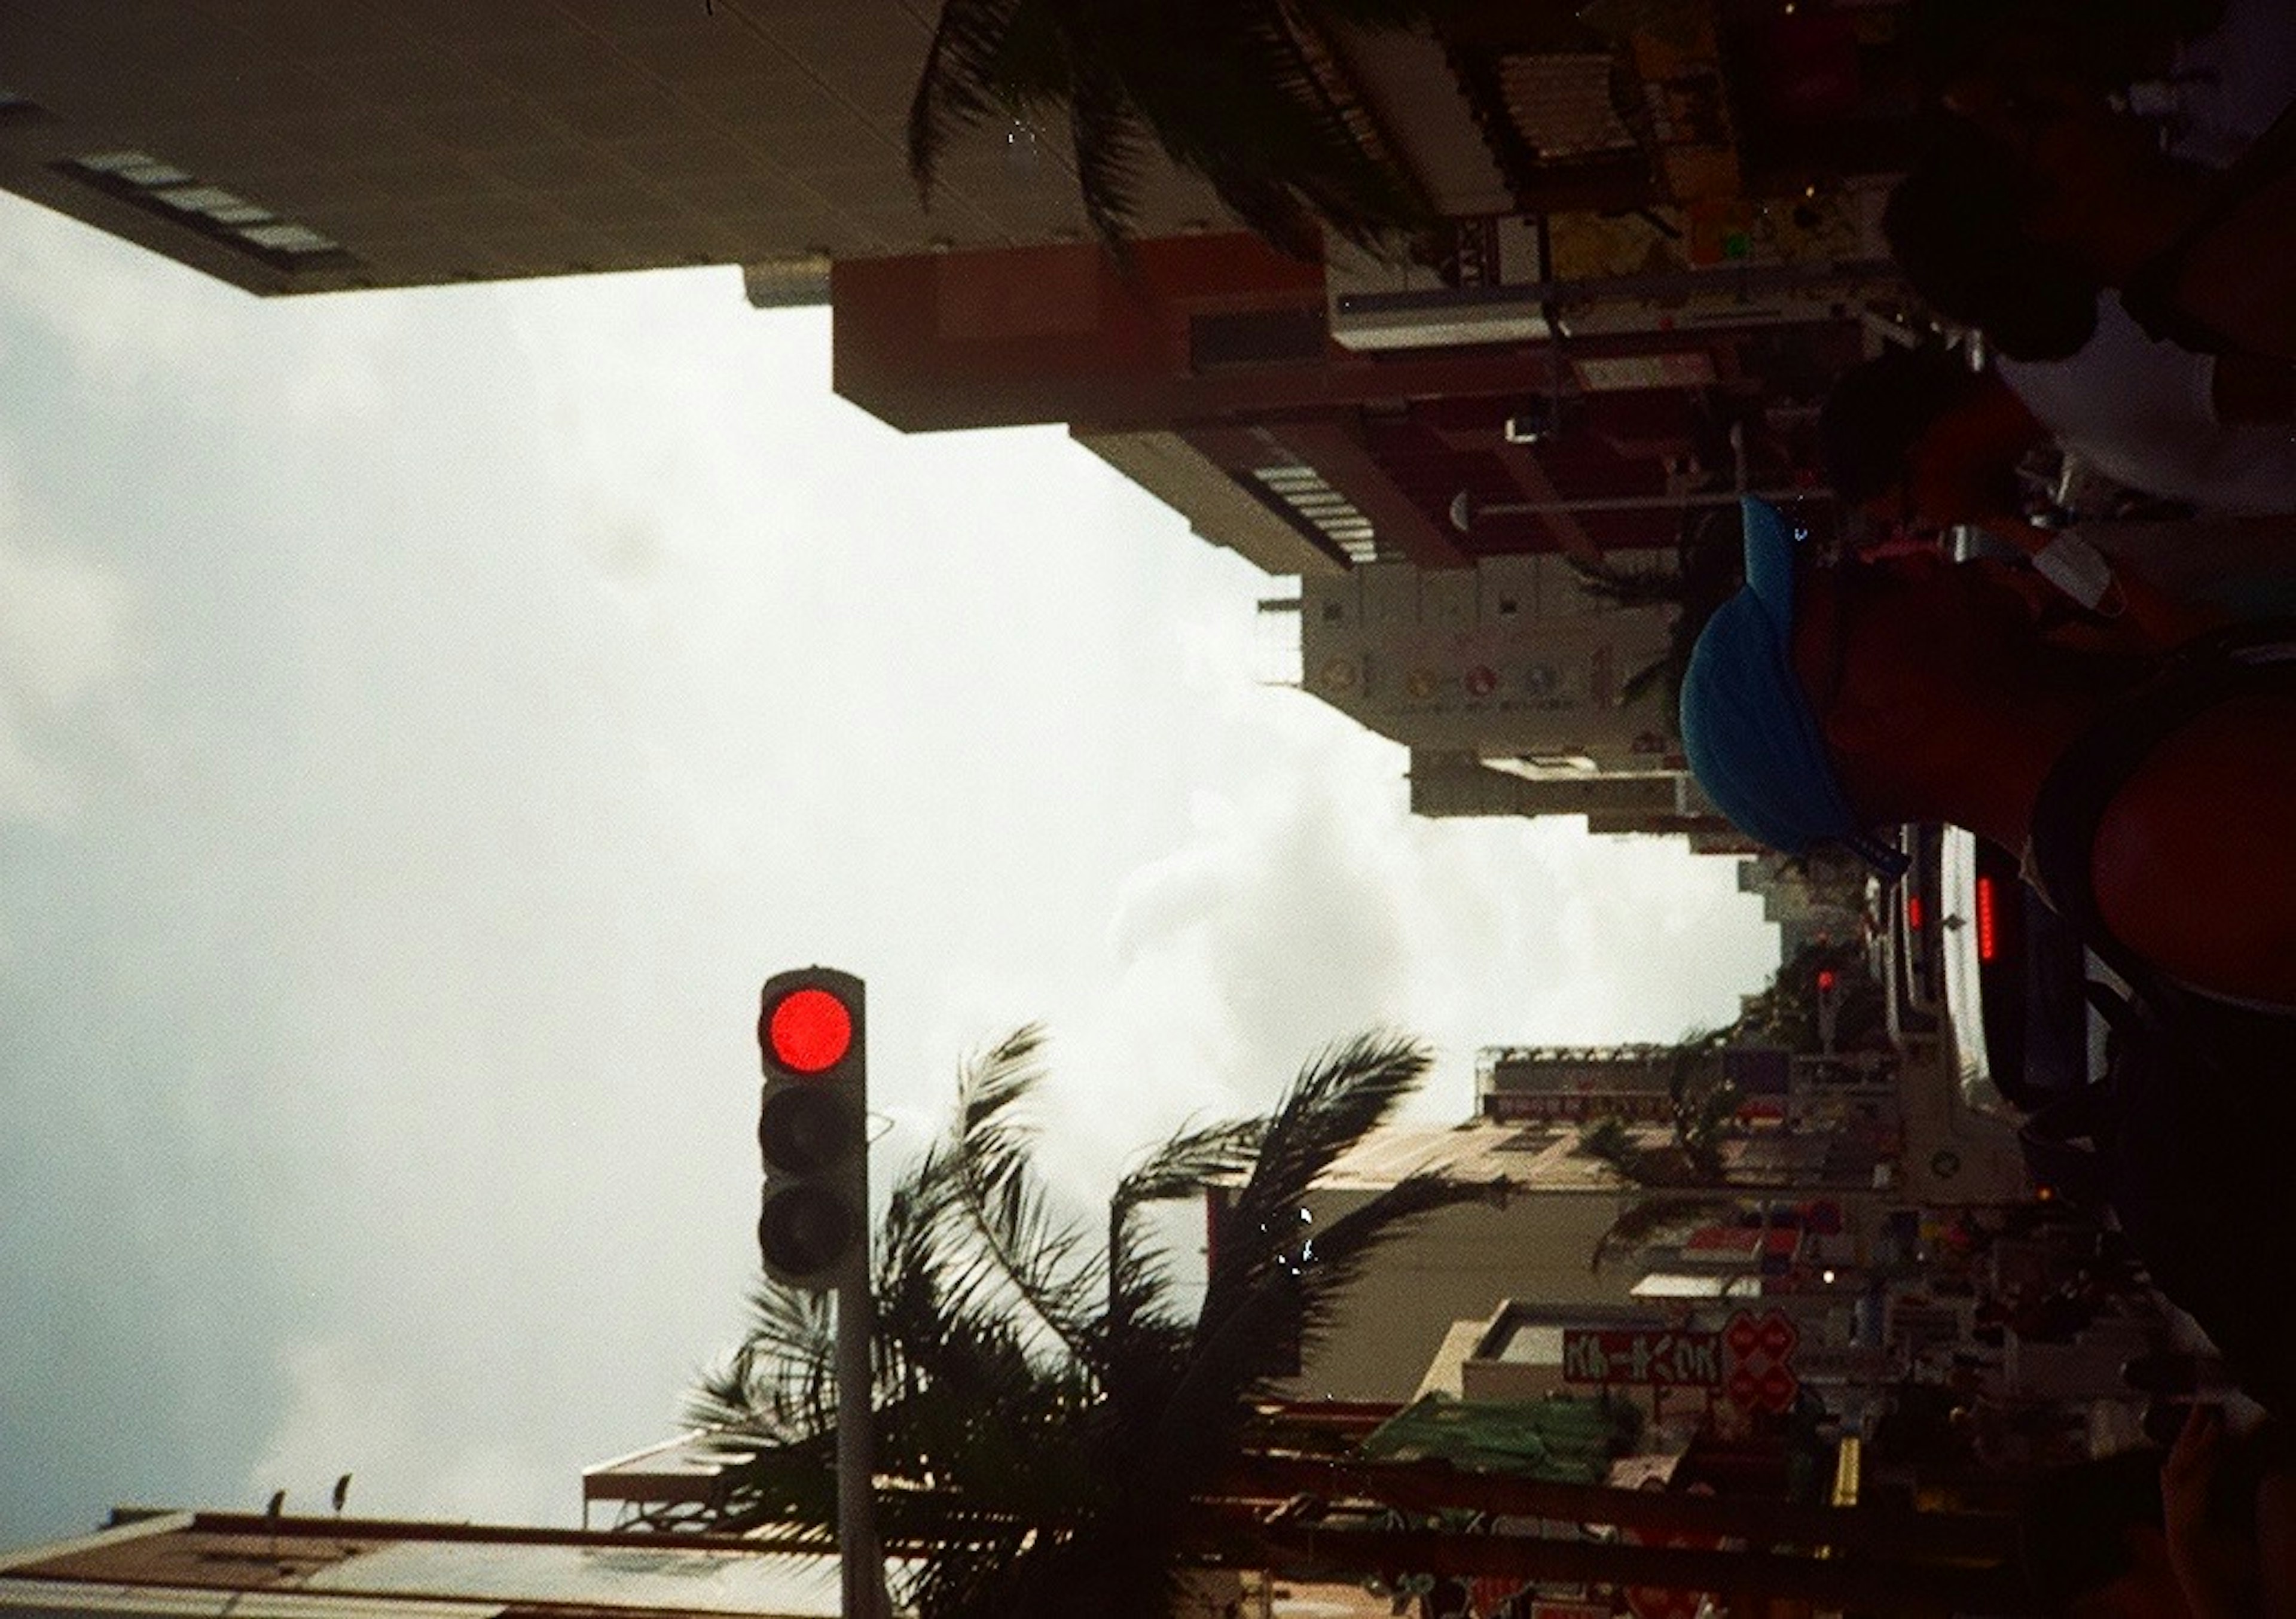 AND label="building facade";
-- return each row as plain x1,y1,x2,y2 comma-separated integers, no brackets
0,0,1938,837
0,1,1250,296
